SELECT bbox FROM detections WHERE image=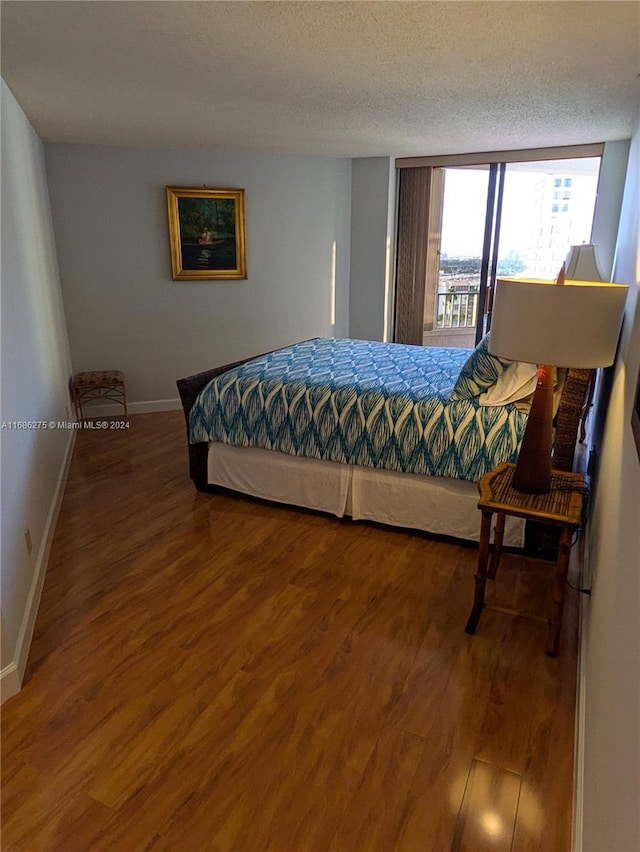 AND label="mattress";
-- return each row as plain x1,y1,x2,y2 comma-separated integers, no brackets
190,338,528,482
